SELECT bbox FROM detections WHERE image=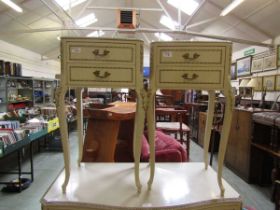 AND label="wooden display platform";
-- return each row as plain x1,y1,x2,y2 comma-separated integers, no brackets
41,163,242,210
